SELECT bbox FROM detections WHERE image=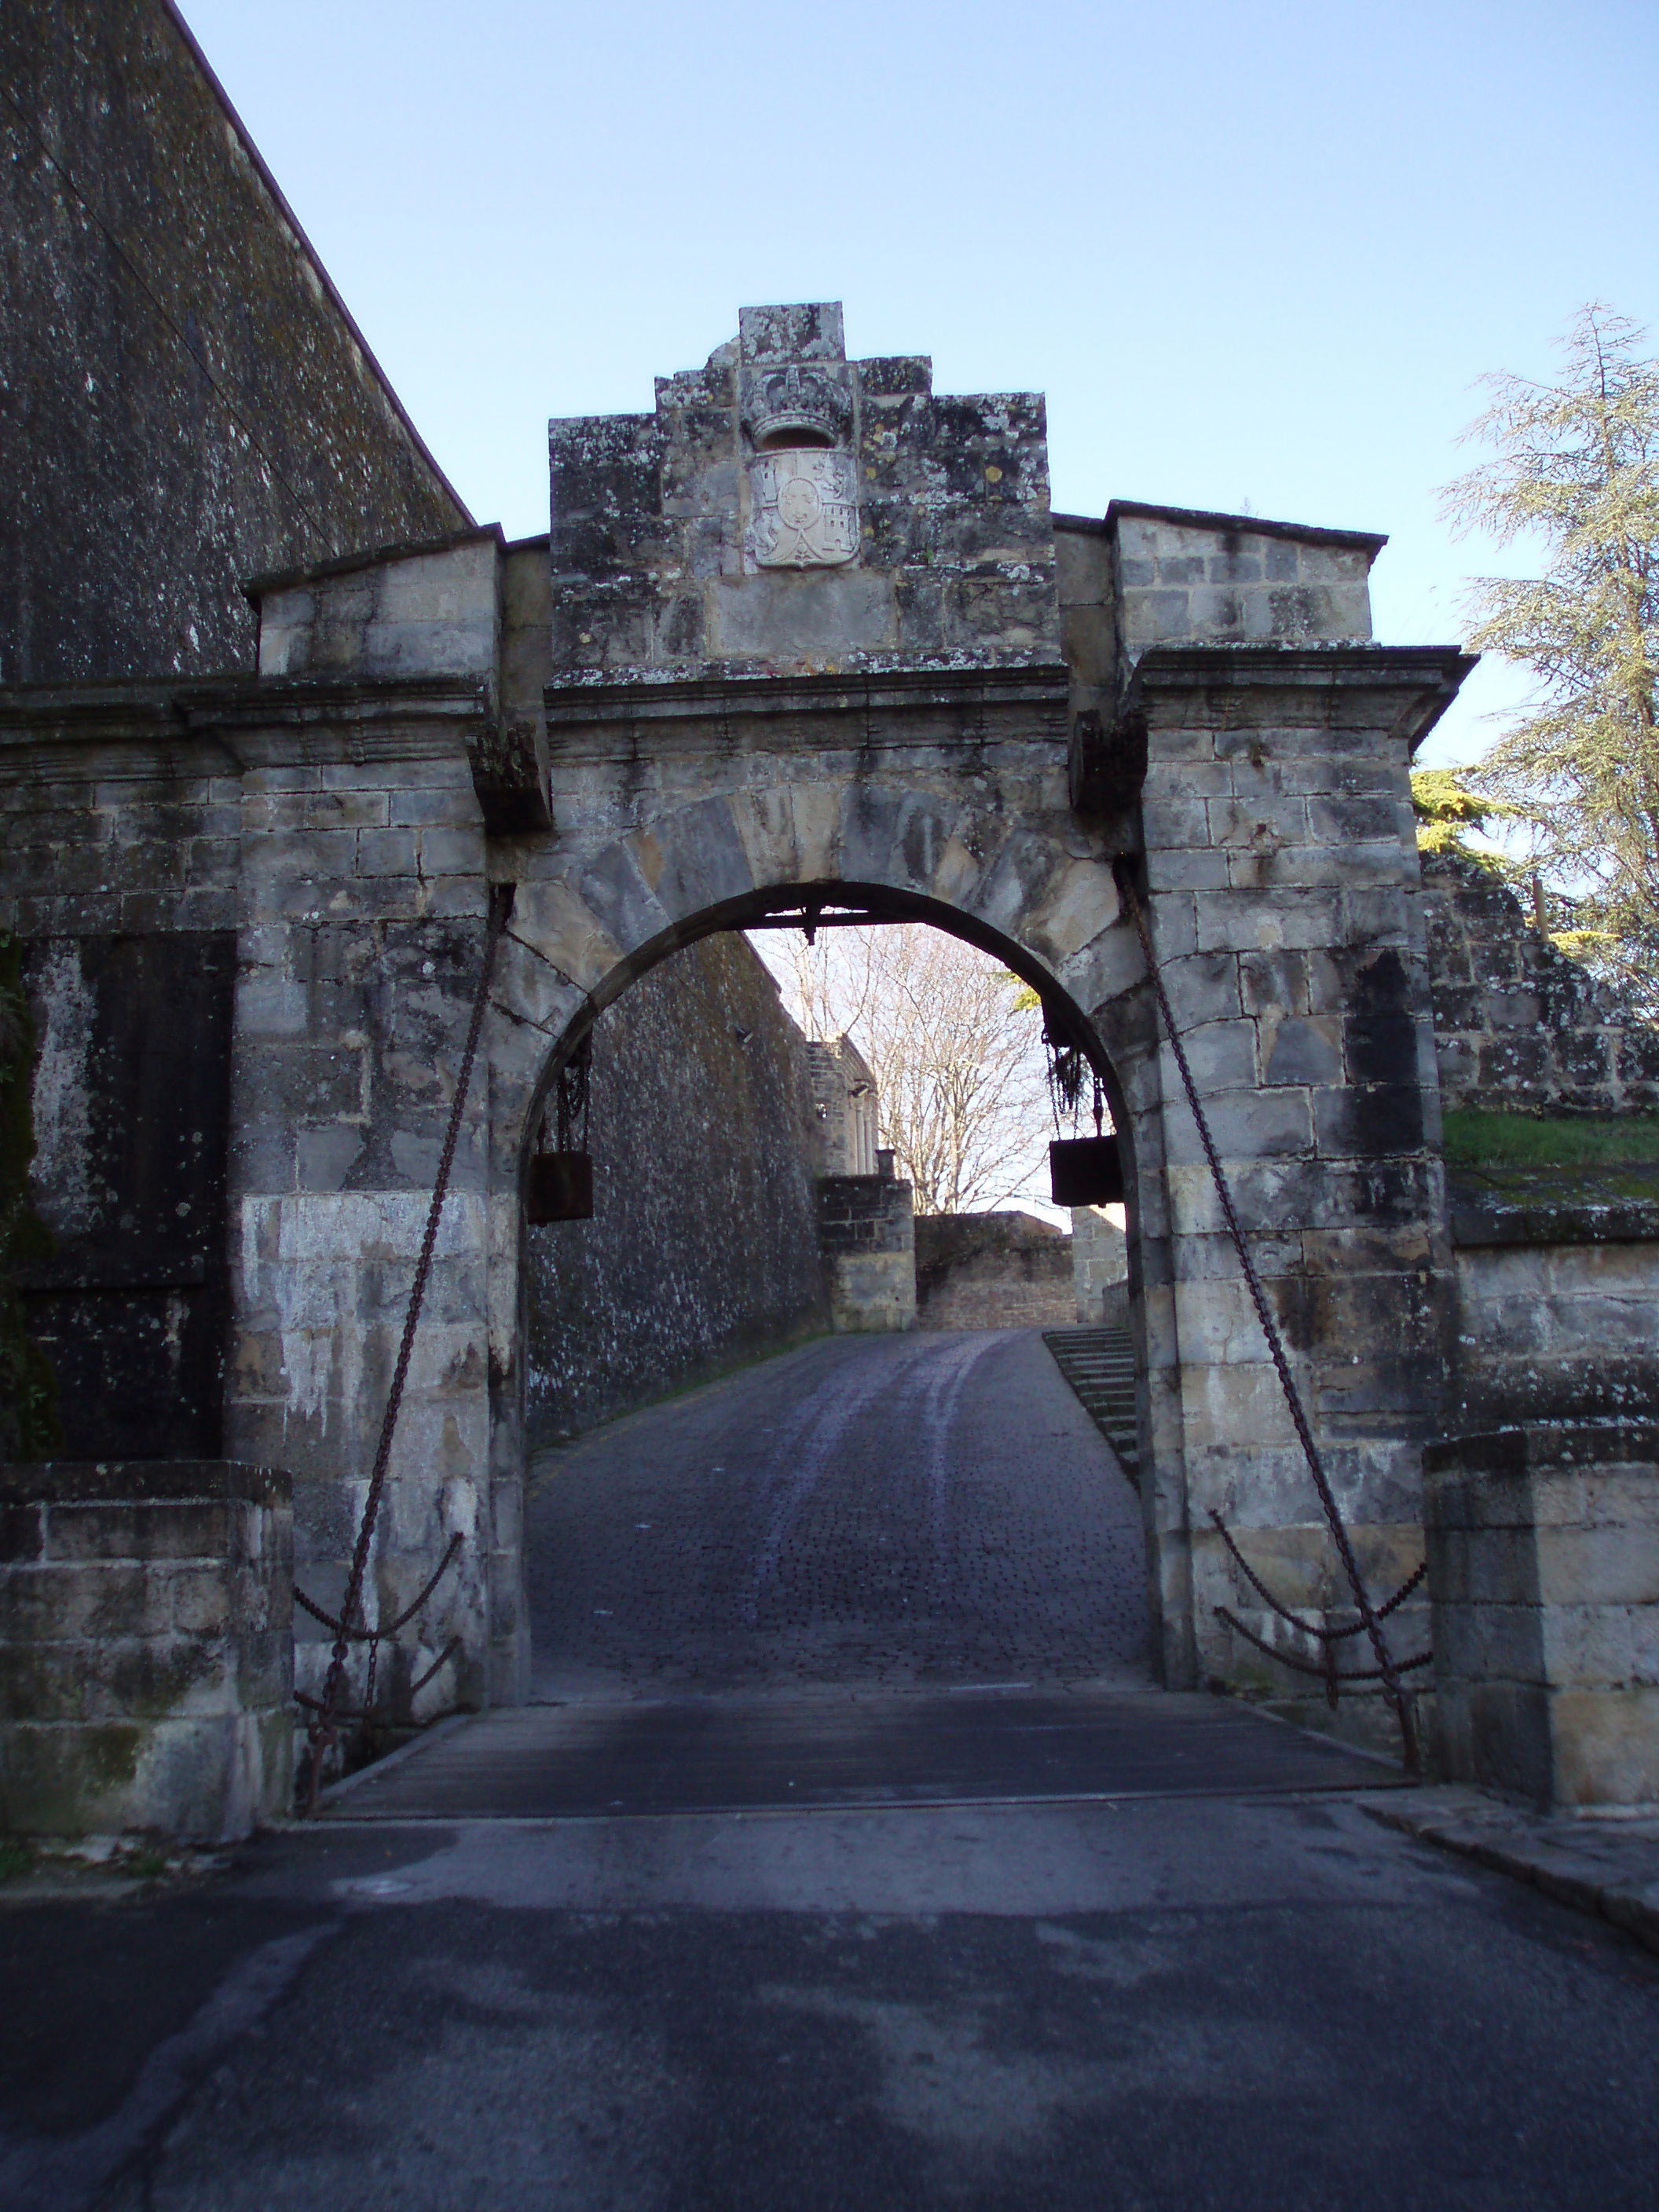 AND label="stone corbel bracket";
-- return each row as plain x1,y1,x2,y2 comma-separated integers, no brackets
1068,705,1148,815
467,714,552,836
